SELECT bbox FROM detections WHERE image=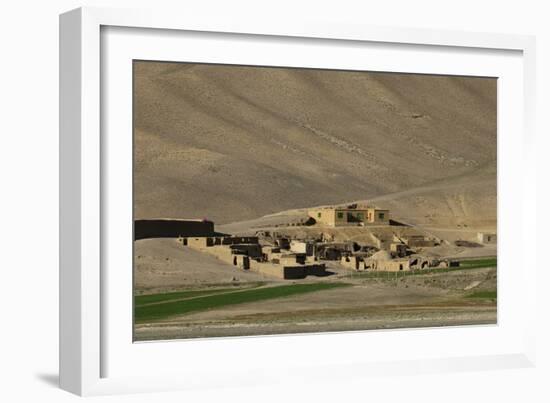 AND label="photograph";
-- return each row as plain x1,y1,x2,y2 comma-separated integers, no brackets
132,60,497,342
